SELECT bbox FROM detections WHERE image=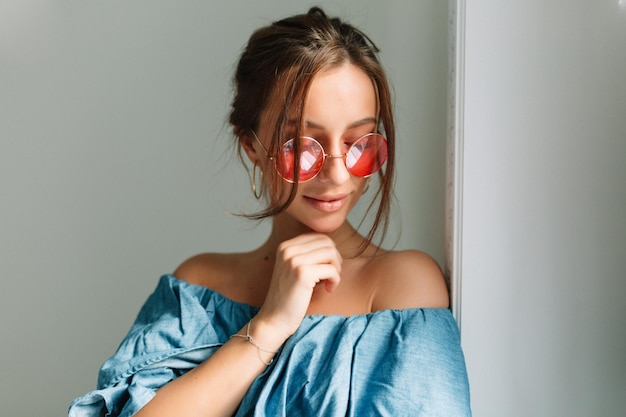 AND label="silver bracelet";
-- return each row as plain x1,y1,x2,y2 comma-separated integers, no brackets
230,319,278,366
